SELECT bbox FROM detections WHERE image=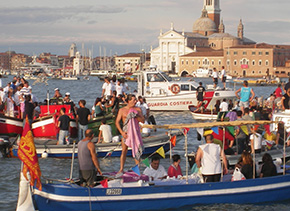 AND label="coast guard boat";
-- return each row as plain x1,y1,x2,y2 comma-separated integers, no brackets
137,69,236,111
